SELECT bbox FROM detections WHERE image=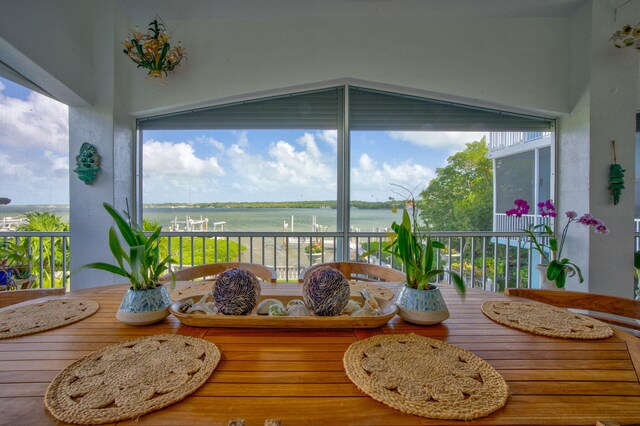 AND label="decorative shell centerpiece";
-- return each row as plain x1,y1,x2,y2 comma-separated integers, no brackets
302,267,350,316
213,268,261,315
